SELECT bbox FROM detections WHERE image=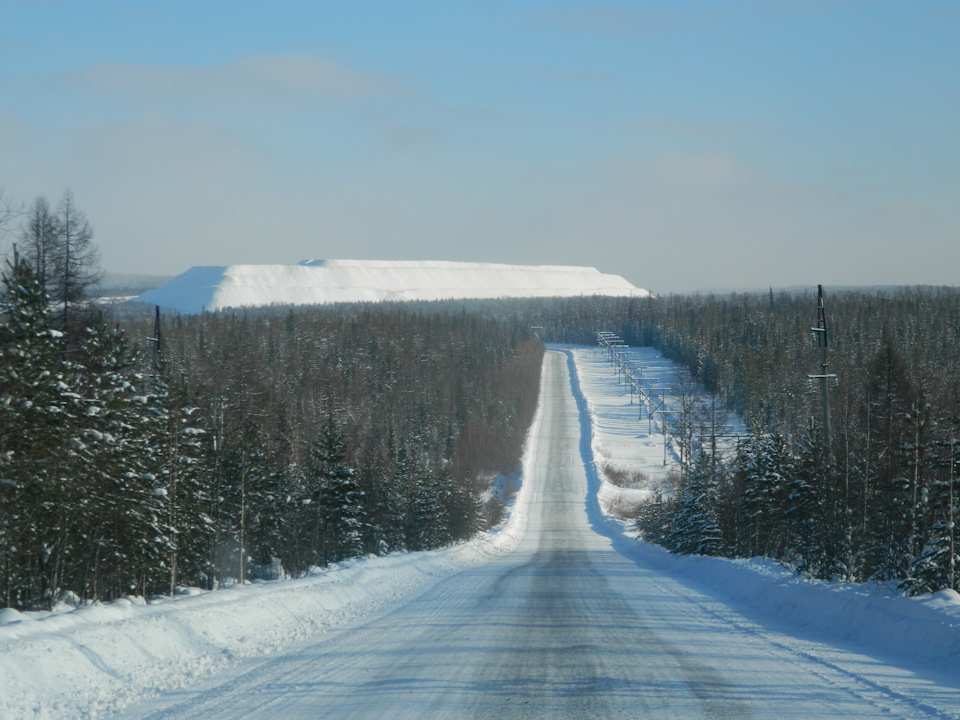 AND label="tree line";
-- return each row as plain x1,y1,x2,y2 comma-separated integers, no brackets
0,211,542,608
4,184,956,597
239,290,960,595
511,290,960,594
131,303,543,591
